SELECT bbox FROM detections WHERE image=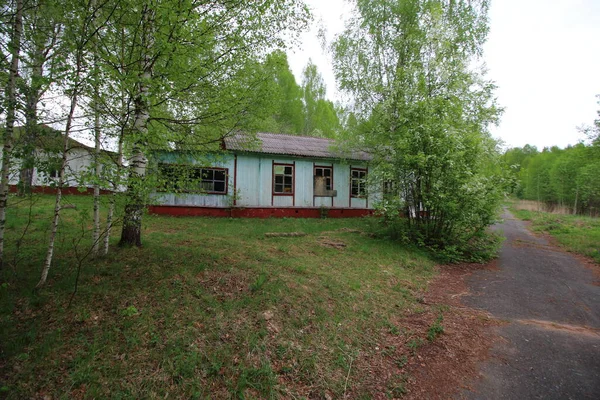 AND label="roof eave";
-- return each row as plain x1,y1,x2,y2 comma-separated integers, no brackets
225,149,371,162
